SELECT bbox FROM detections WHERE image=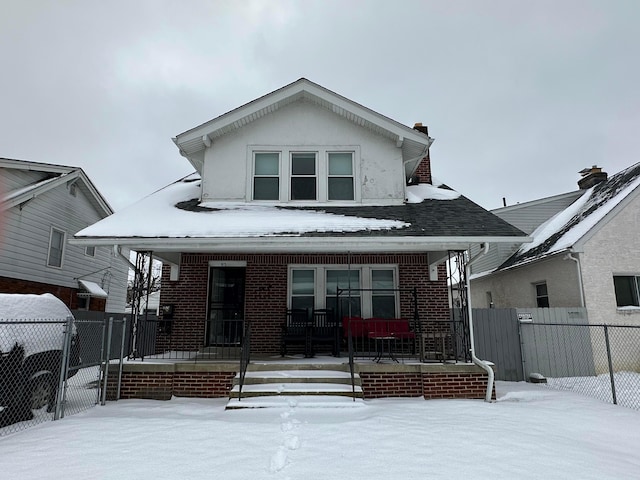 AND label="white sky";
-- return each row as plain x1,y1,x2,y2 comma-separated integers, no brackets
1,1,639,211
1,380,639,479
